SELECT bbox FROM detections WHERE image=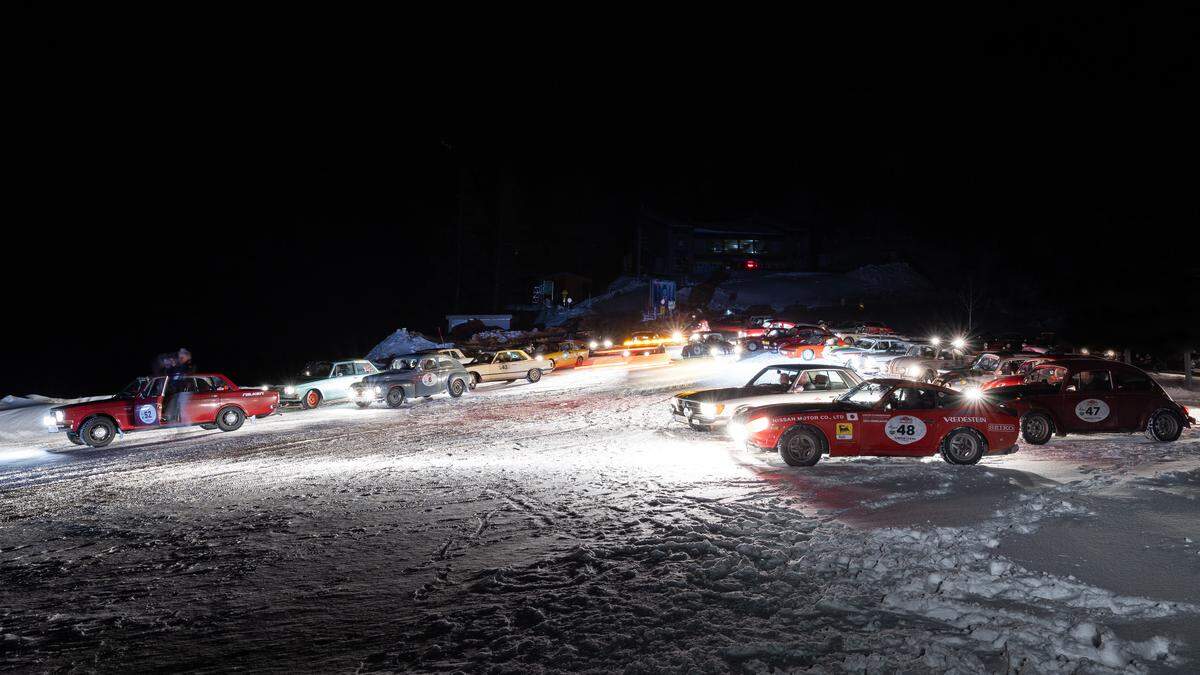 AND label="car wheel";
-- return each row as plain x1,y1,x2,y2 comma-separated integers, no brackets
777,426,824,467
1021,412,1054,445
548,359,556,370
216,406,245,432
576,356,585,367
200,423,218,430
79,417,117,448
386,386,406,408
65,431,84,446
448,378,466,398
301,389,322,410
355,402,372,409
746,341,760,352
527,368,542,383
941,428,986,465
469,373,481,390
1146,409,1183,442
